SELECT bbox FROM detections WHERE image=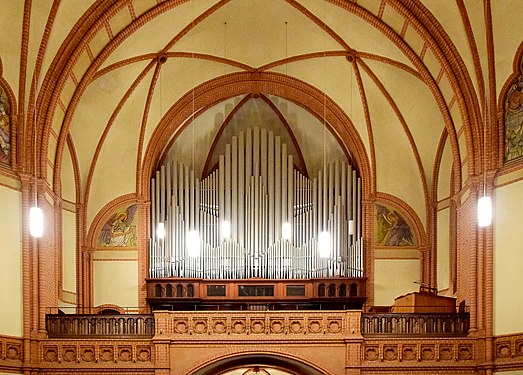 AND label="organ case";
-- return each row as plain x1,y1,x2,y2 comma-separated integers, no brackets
148,127,365,309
